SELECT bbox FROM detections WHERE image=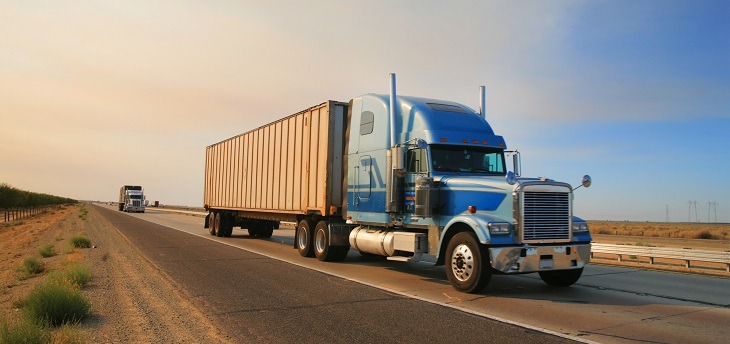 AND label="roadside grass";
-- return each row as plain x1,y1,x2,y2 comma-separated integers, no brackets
51,324,84,344
24,281,90,327
19,257,46,280
38,244,56,258
77,206,88,222
48,264,92,289
69,235,91,249
0,315,50,344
